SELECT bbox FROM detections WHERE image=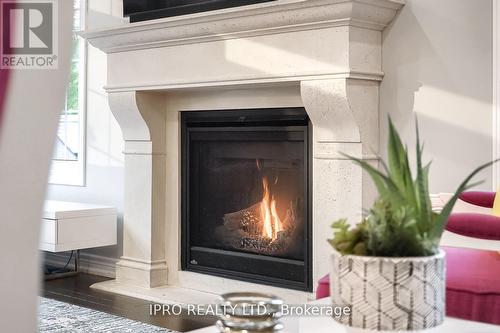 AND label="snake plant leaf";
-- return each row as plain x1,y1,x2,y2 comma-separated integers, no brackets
415,118,432,232
387,117,417,209
416,162,432,232
340,152,405,205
